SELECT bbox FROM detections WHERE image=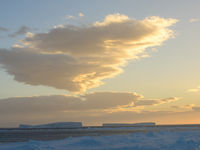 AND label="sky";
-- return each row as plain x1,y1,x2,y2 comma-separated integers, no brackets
0,0,200,127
